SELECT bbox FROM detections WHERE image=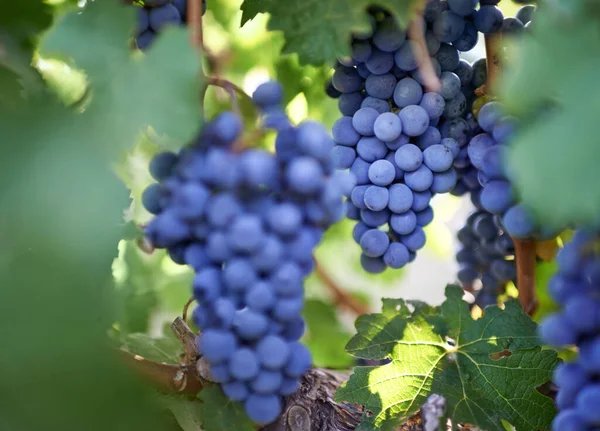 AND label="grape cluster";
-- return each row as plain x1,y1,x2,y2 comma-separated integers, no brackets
134,0,207,51
539,231,600,430
456,204,516,307
466,101,560,240
142,81,349,424
328,6,498,272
